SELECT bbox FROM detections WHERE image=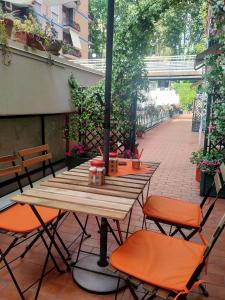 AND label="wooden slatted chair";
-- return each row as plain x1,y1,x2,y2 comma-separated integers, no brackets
18,144,55,188
18,145,90,251
110,213,225,300
0,154,67,299
142,165,225,240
